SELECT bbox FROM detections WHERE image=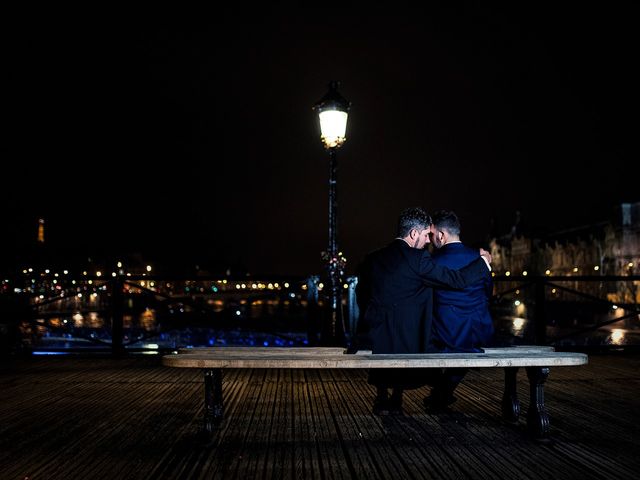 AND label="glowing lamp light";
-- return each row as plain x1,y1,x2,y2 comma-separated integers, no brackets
318,111,348,148
314,82,350,149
